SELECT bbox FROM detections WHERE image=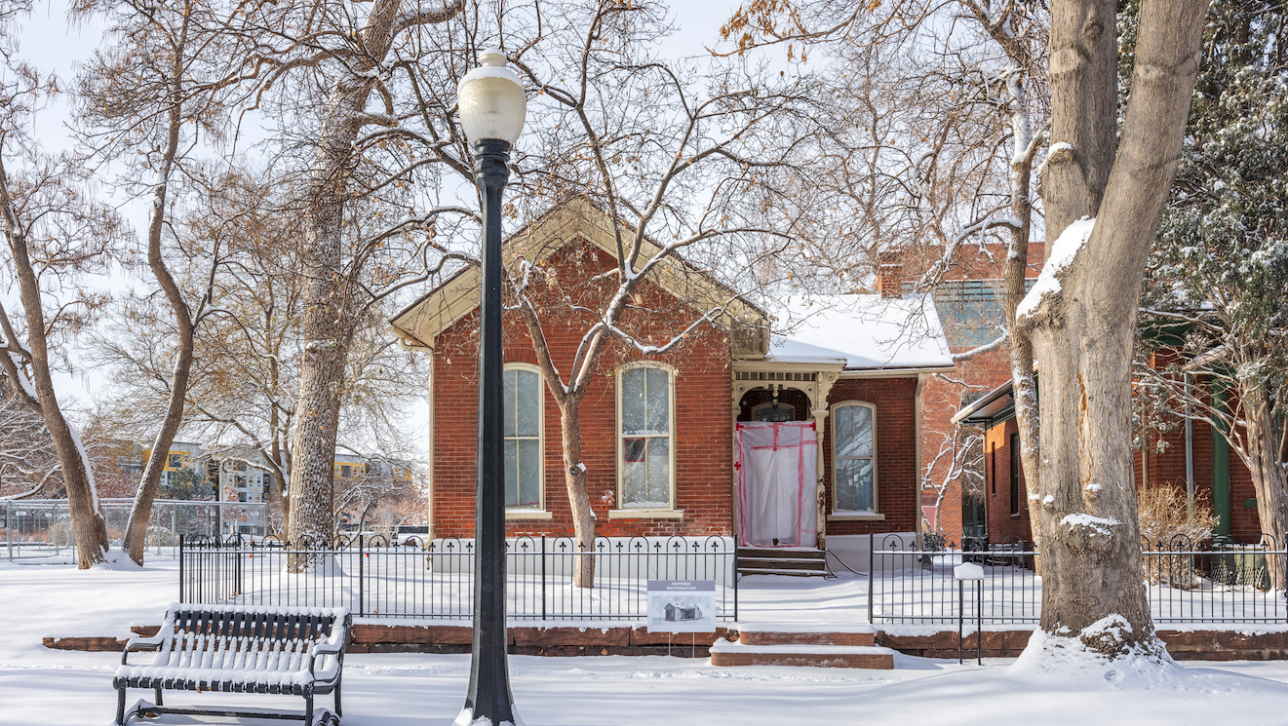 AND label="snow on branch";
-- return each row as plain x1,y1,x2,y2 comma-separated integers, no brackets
951,333,1007,362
